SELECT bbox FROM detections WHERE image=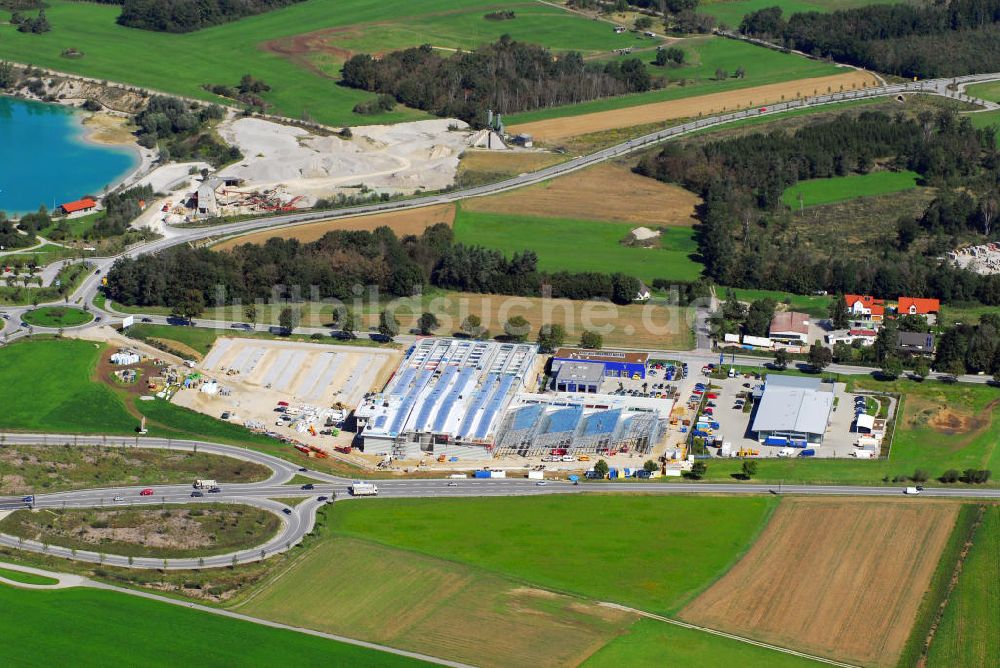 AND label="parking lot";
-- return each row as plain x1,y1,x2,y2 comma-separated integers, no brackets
687,370,892,459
